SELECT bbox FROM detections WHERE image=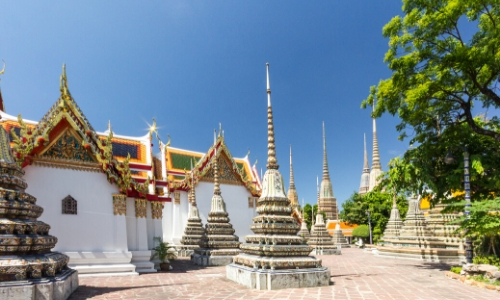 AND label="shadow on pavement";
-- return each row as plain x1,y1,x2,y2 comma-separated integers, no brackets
69,283,187,300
